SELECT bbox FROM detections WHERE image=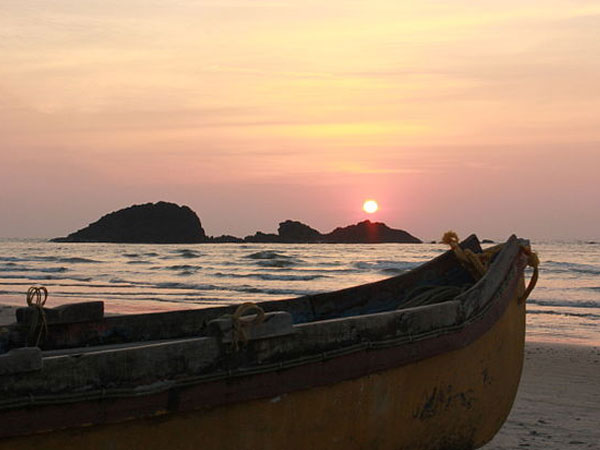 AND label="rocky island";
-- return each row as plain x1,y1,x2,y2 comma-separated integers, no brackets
245,220,421,244
51,202,208,244
52,202,422,244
